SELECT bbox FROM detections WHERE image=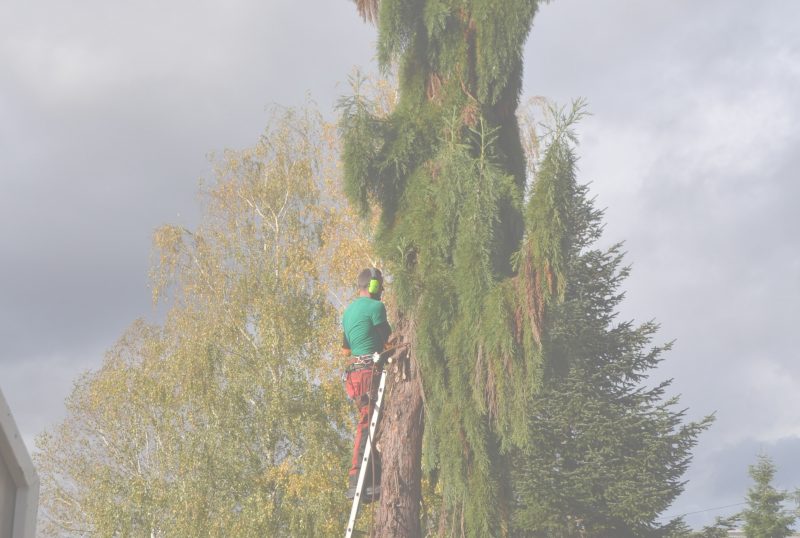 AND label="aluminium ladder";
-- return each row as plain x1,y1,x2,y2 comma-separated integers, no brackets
344,351,390,538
